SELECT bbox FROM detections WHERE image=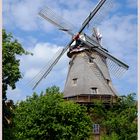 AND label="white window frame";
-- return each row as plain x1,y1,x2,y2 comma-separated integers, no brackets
93,124,100,134
72,78,78,86
90,87,98,94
